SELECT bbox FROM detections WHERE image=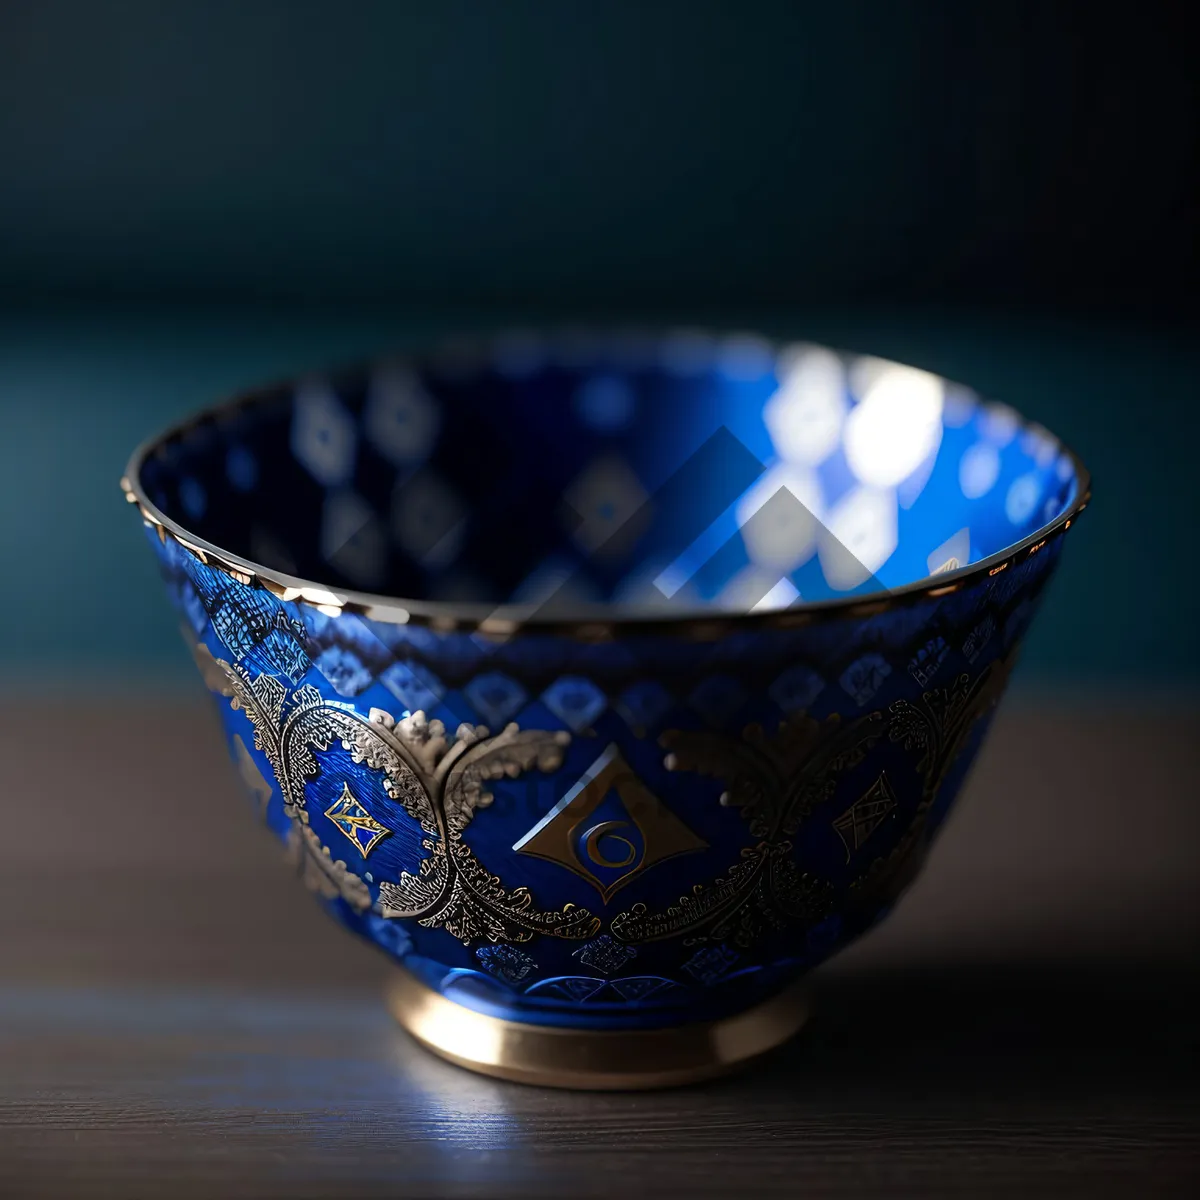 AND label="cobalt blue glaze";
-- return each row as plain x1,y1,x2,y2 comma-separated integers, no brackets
126,331,1088,1032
